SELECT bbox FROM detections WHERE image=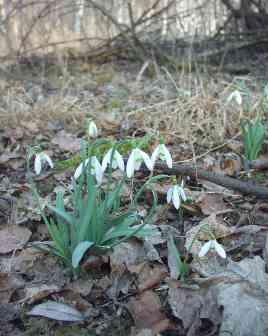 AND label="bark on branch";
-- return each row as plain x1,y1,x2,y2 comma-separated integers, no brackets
153,162,268,199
